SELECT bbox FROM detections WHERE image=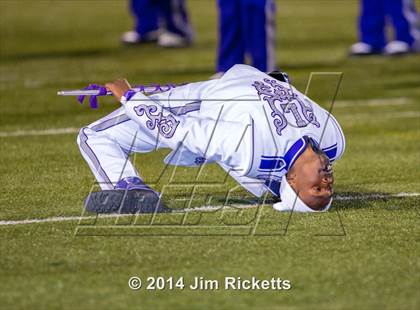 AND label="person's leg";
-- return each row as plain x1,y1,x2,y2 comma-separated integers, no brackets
242,0,276,72
131,0,159,37
122,0,159,44
216,0,245,73
359,0,386,50
384,0,420,52
157,0,192,37
77,108,171,213
155,0,193,47
77,108,158,190
350,0,387,55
